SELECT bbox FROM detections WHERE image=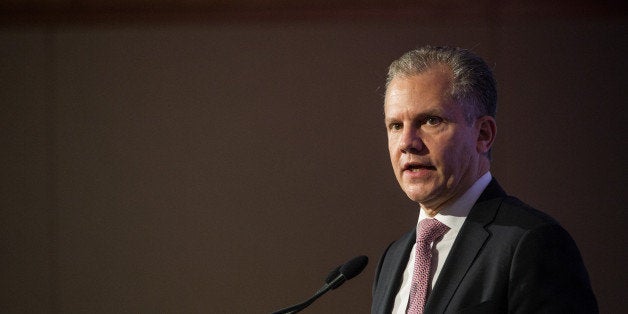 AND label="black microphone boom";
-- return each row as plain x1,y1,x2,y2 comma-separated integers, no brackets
272,255,368,314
